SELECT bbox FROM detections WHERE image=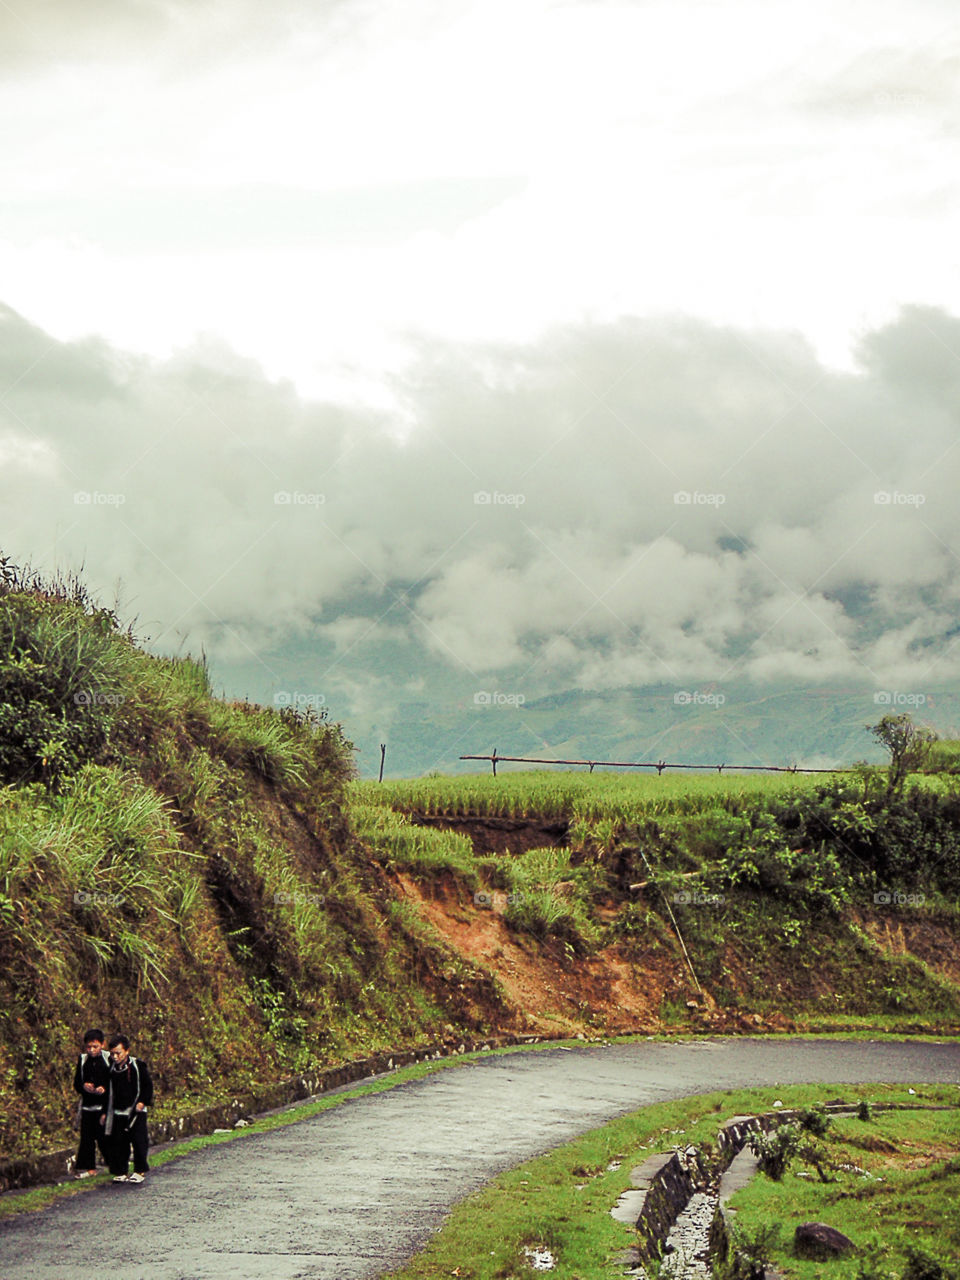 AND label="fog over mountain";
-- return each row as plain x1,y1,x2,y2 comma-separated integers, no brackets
3,300,957,772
